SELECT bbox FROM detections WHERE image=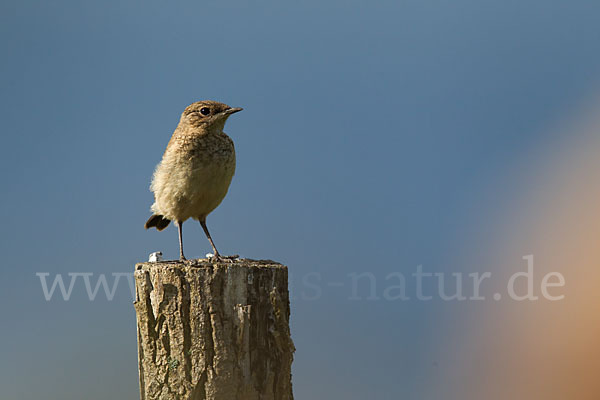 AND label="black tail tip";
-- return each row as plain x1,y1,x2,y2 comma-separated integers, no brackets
145,214,171,231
